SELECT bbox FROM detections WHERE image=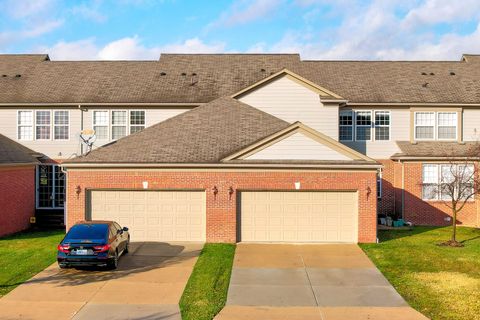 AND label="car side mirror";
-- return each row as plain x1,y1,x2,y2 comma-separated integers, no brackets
122,227,129,232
